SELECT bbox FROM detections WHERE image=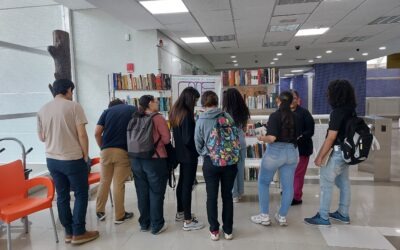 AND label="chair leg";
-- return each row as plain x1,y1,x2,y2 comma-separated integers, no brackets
7,223,12,250
109,191,114,207
23,216,28,234
50,207,59,243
